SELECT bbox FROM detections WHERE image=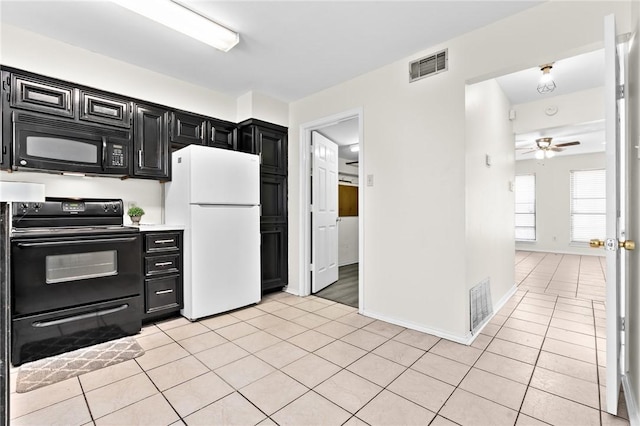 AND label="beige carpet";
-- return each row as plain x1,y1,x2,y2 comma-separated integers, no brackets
16,337,144,393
